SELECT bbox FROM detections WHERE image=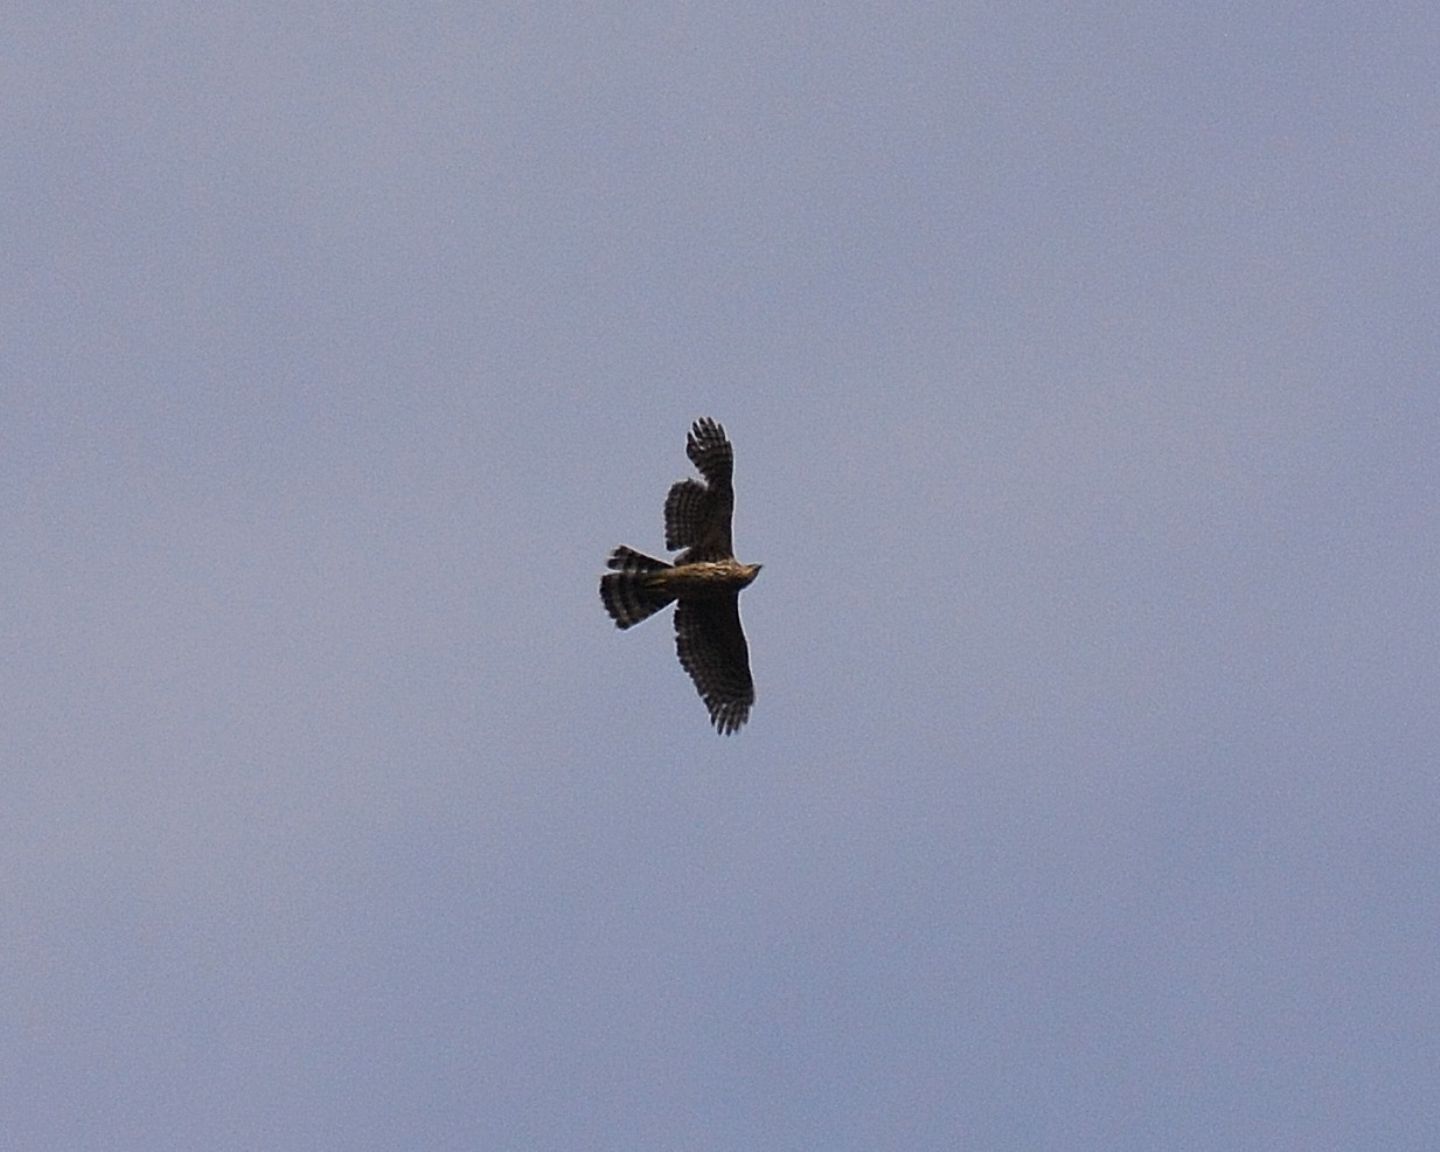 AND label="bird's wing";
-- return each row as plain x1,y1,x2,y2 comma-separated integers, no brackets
686,417,733,491
674,596,754,734
672,418,735,560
